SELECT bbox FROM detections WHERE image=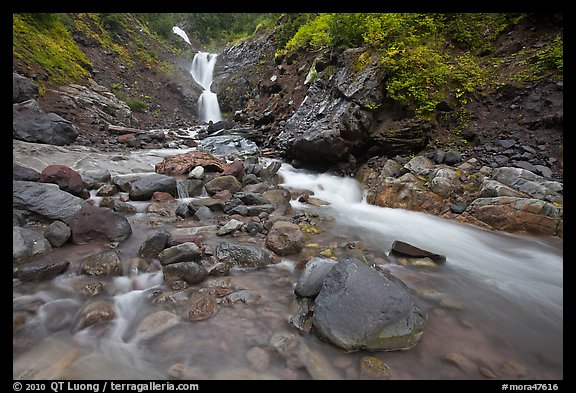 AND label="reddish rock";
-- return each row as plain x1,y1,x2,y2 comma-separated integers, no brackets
40,164,86,196
117,133,136,143
220,159,245,180
68,204,132,244
151,191,175,201
155,152,227,176
266,221,305,256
